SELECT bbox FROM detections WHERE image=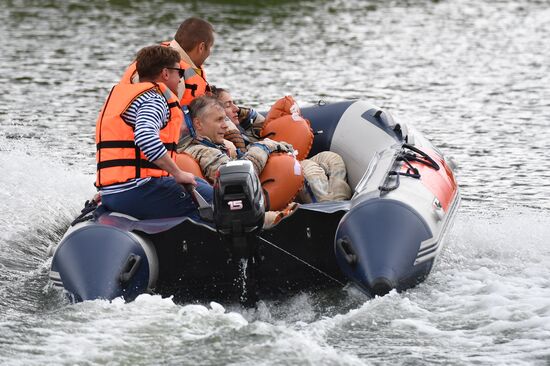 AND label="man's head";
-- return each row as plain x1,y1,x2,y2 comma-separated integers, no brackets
189,96,227,144
136,45,182,94
174,17,214,67
212,87,239,124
